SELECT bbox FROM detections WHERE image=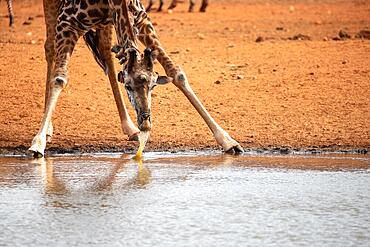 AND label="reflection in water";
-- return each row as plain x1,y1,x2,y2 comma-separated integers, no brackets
0,153,369,246
134,159,151,188
31,155,152,196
